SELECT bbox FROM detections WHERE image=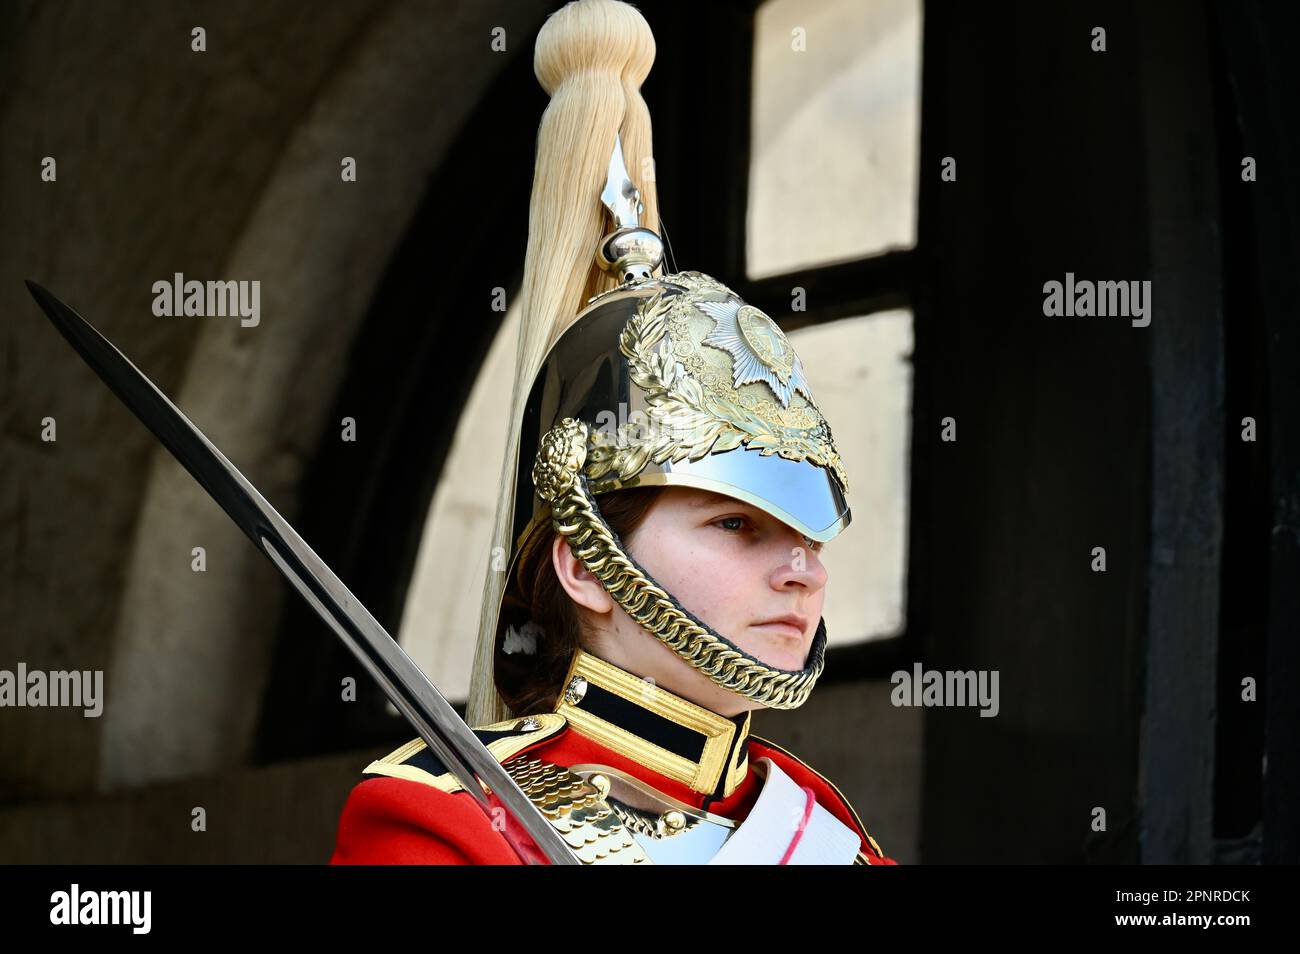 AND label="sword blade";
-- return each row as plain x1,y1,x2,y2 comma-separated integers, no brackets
25,280,577,866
